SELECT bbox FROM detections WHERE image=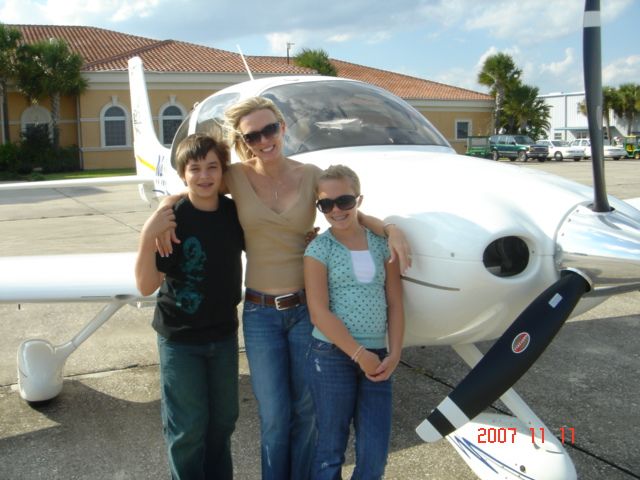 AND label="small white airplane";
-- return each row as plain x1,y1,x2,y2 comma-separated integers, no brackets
1,1,637,478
